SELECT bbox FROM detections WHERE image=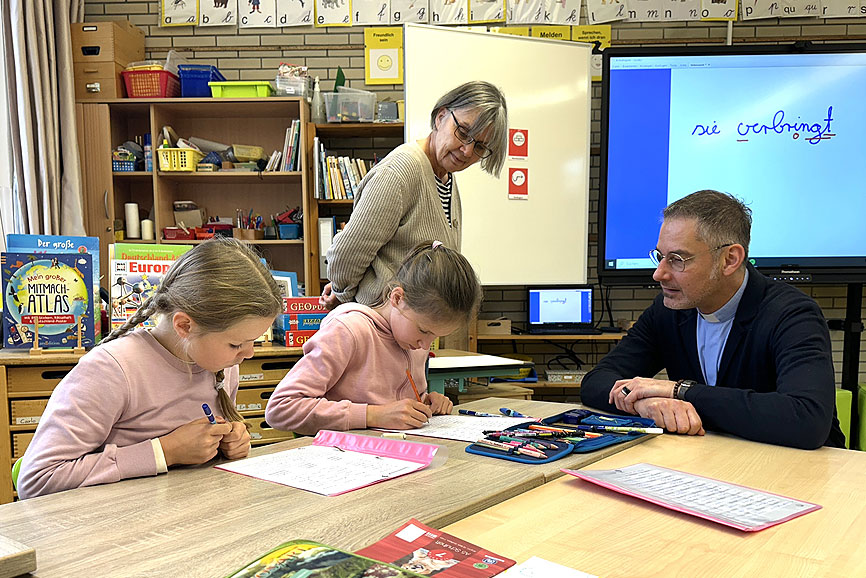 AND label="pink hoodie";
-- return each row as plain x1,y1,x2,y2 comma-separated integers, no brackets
265,302,430,435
